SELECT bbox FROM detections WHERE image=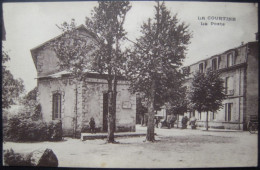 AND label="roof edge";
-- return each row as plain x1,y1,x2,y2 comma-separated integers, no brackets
30,24,97,53
184,41,258,68
30,24,98,68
